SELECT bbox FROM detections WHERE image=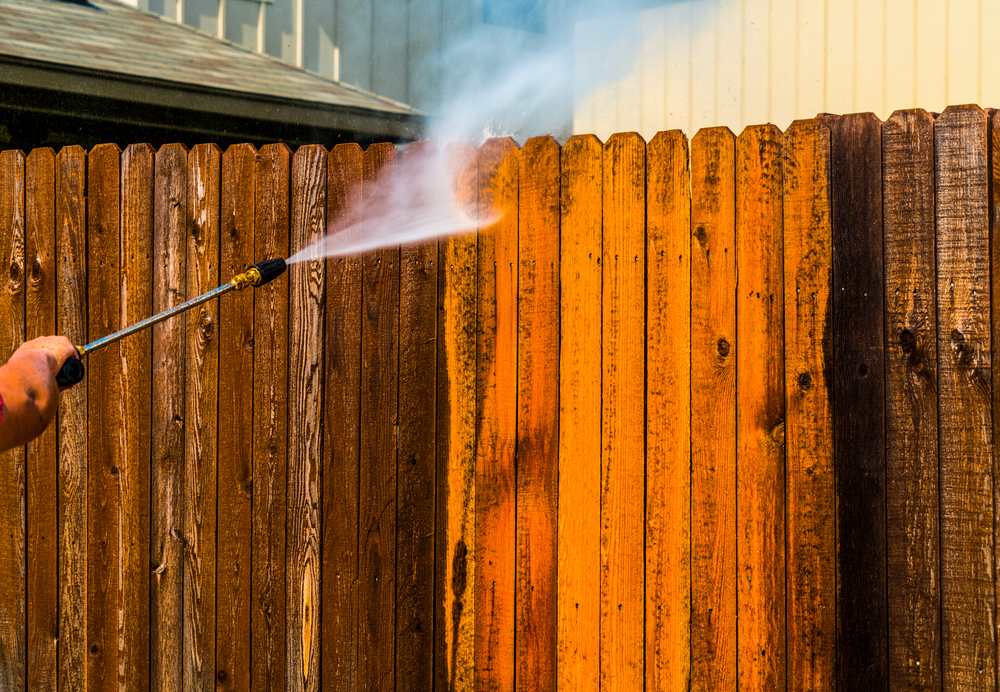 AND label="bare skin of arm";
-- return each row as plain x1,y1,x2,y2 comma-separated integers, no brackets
0,336,78,454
